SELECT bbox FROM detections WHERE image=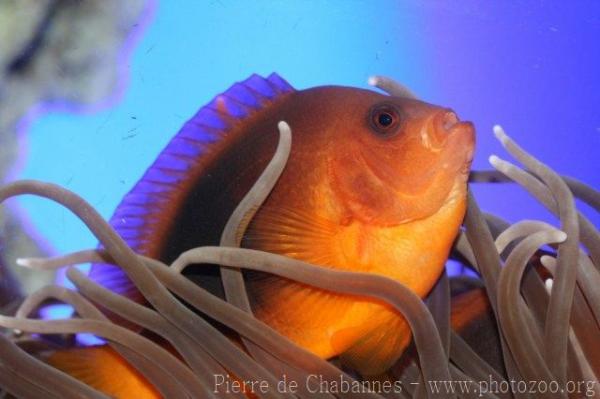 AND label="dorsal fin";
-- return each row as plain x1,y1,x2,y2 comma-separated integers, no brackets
89,73,295,307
